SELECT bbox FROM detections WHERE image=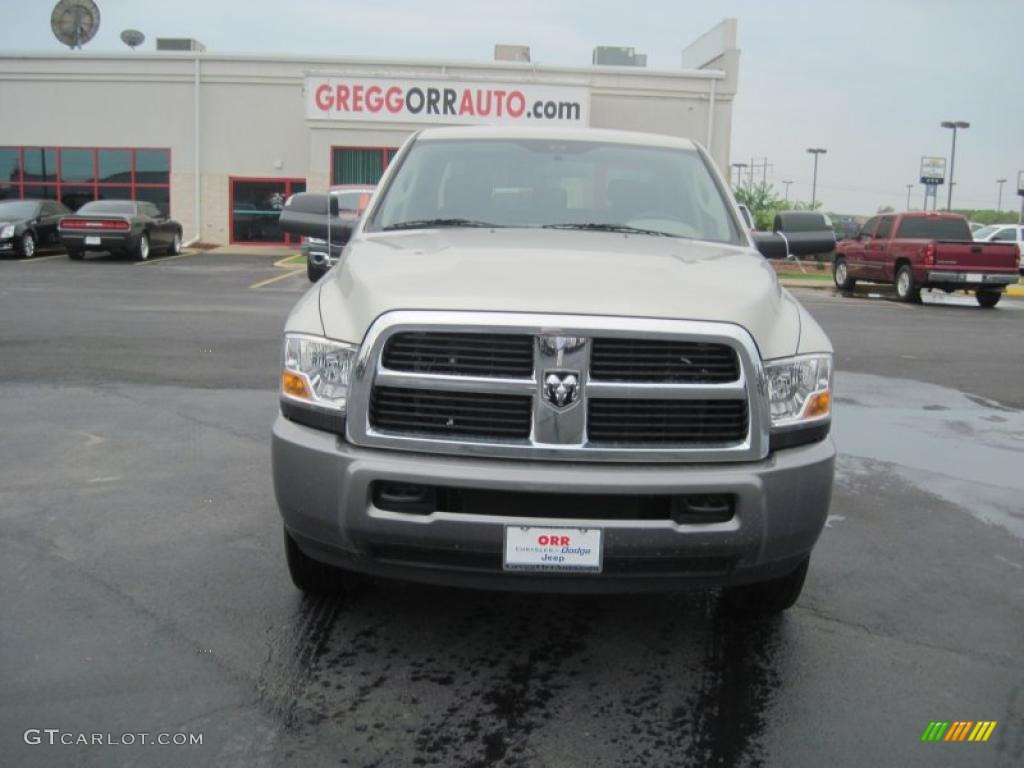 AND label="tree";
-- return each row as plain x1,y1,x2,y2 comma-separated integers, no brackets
877,205,895,214
734,182,819,231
